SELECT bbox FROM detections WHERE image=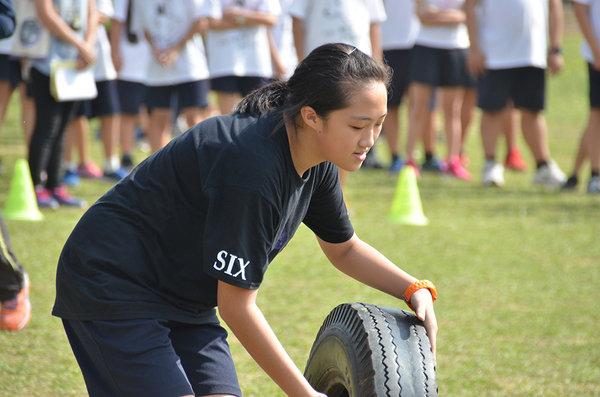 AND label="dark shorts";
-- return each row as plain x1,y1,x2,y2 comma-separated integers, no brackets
477,66,545,112
409,45,475,88
145,79,210,110
384,48,414,107
75,79,121,118
211,75,270,97
0,54,23,89
588,63,600,109
63,318,242,397
117,80,147,115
